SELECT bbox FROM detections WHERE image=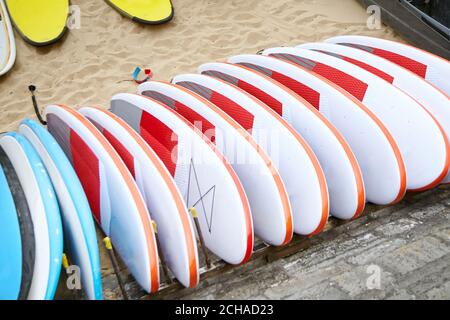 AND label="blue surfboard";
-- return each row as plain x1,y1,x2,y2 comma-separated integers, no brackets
20,119,103,300
0,133,63,300
0,165,22,300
